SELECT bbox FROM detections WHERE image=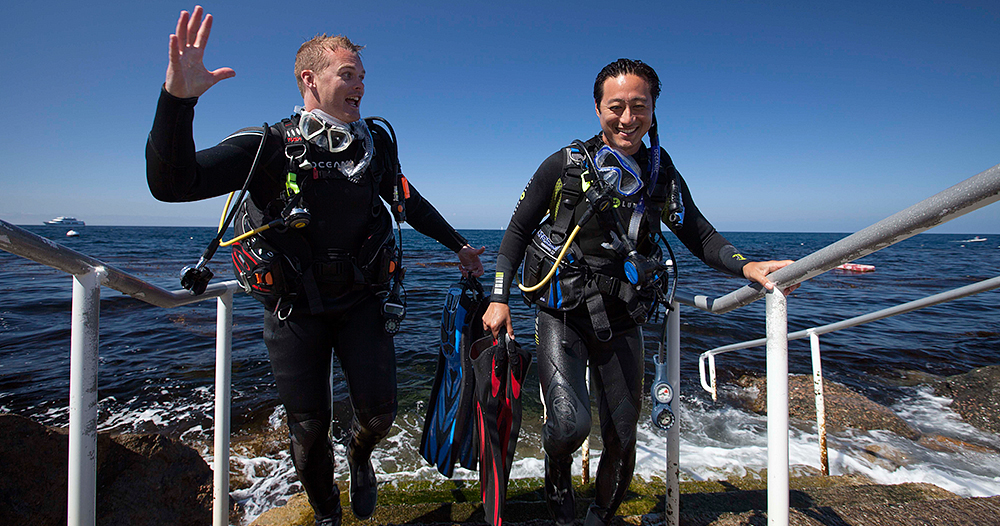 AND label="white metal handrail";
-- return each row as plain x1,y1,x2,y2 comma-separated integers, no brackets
0,220,239,526
699,274,1000,400
656,163,999,526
